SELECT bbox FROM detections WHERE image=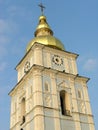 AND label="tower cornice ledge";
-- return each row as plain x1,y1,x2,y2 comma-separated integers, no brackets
9,64,89,96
